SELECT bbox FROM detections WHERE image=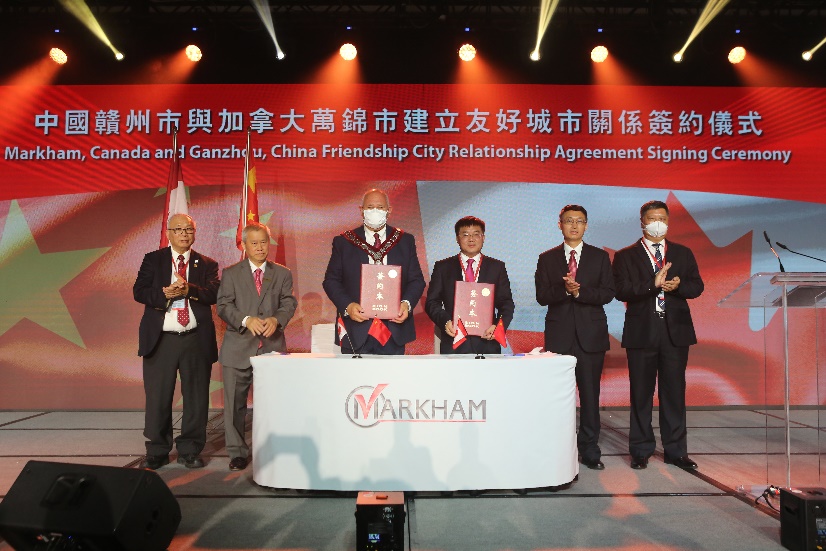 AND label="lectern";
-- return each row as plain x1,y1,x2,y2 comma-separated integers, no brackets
719,272,826,487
